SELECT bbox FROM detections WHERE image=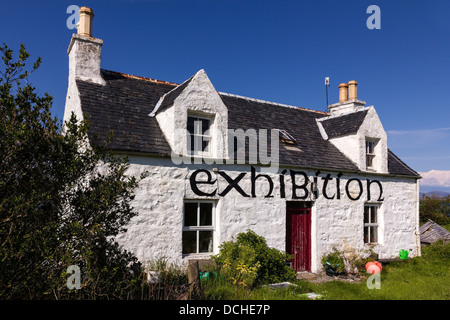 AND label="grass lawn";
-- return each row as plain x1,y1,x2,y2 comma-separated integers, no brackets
310,240,450,300
202,240,450,300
